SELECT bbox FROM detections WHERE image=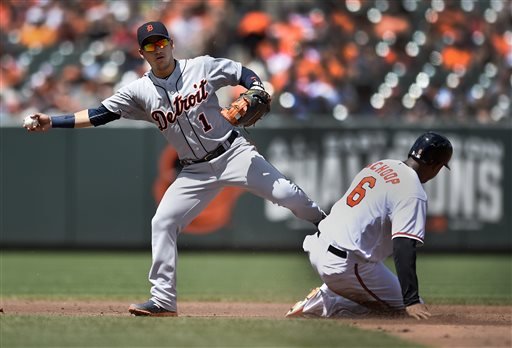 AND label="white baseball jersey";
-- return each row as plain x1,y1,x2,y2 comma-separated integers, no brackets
102,55,238,161
318,159,427,262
